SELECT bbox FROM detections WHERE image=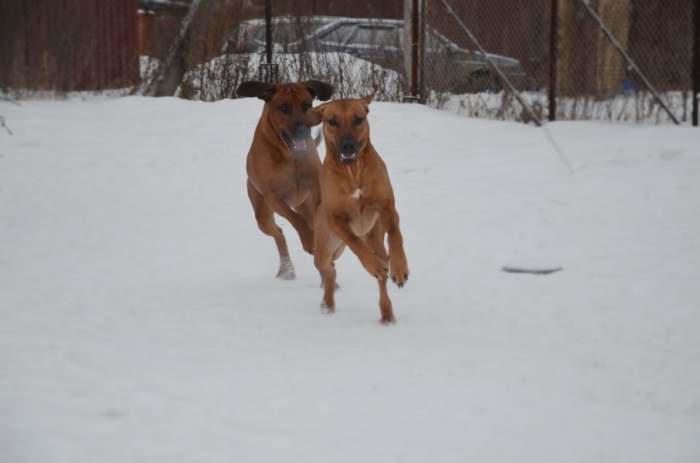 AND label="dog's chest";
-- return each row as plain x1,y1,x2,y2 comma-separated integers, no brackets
347,188,378,236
